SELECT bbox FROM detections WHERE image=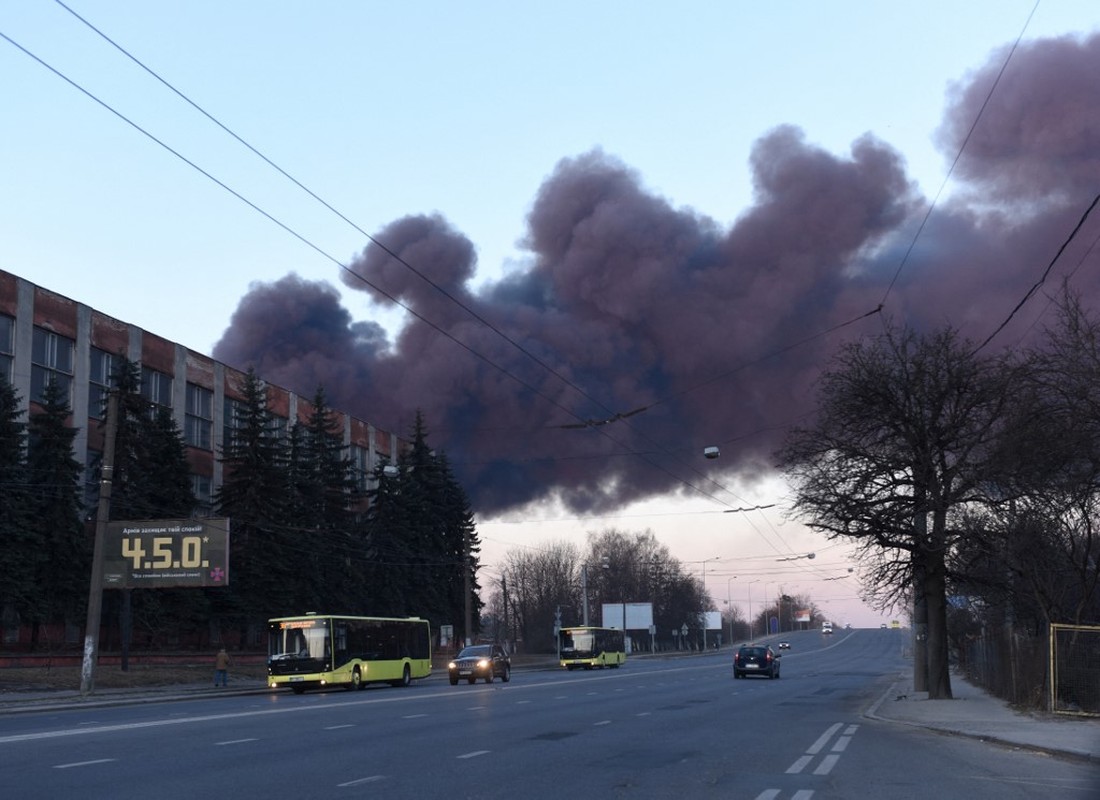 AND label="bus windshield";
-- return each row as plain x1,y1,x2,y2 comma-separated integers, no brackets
560,629,599,657
269,618,330,662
